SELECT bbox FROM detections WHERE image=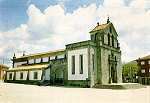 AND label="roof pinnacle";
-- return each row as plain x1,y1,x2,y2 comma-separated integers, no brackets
13,53,16,59
107,16,110,24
